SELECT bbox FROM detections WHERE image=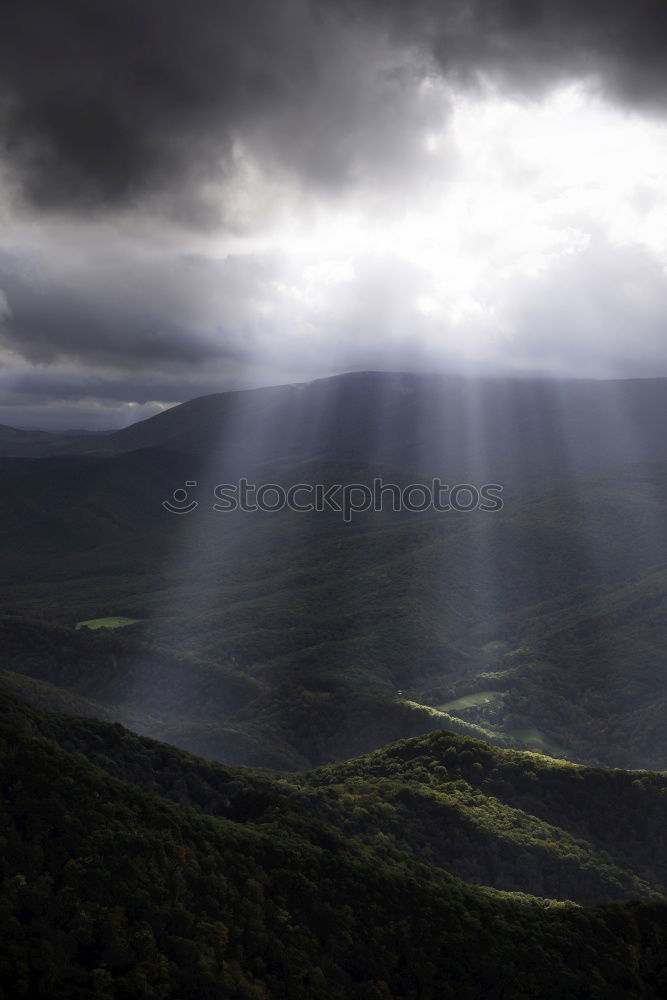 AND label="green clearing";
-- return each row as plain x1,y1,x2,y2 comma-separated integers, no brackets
75,616,141,630
510,725,568,758
436,689,504,713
